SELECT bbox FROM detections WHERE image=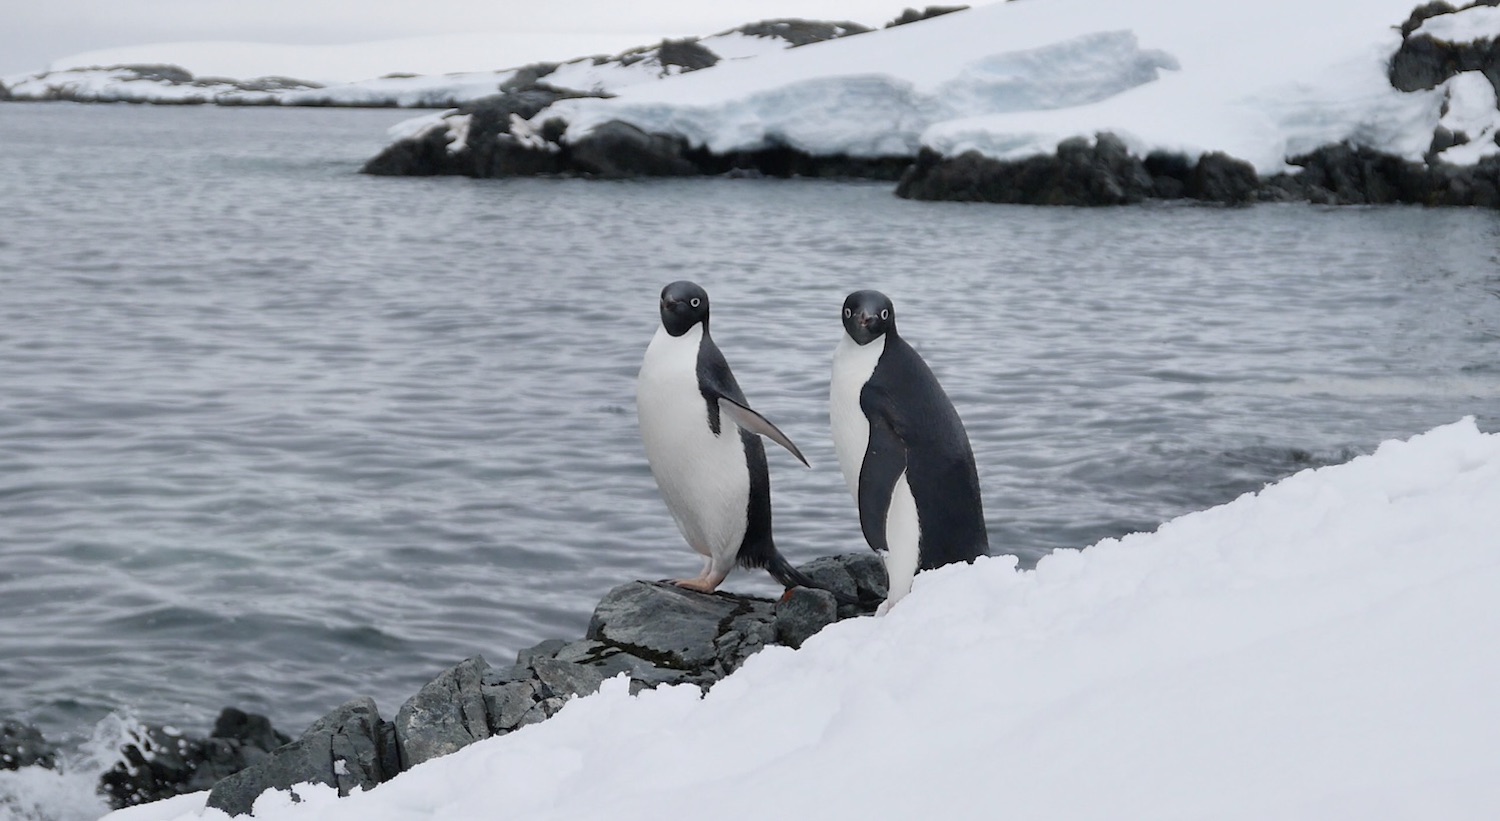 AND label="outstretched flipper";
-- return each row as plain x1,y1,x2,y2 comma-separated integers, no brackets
718,395,810,467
